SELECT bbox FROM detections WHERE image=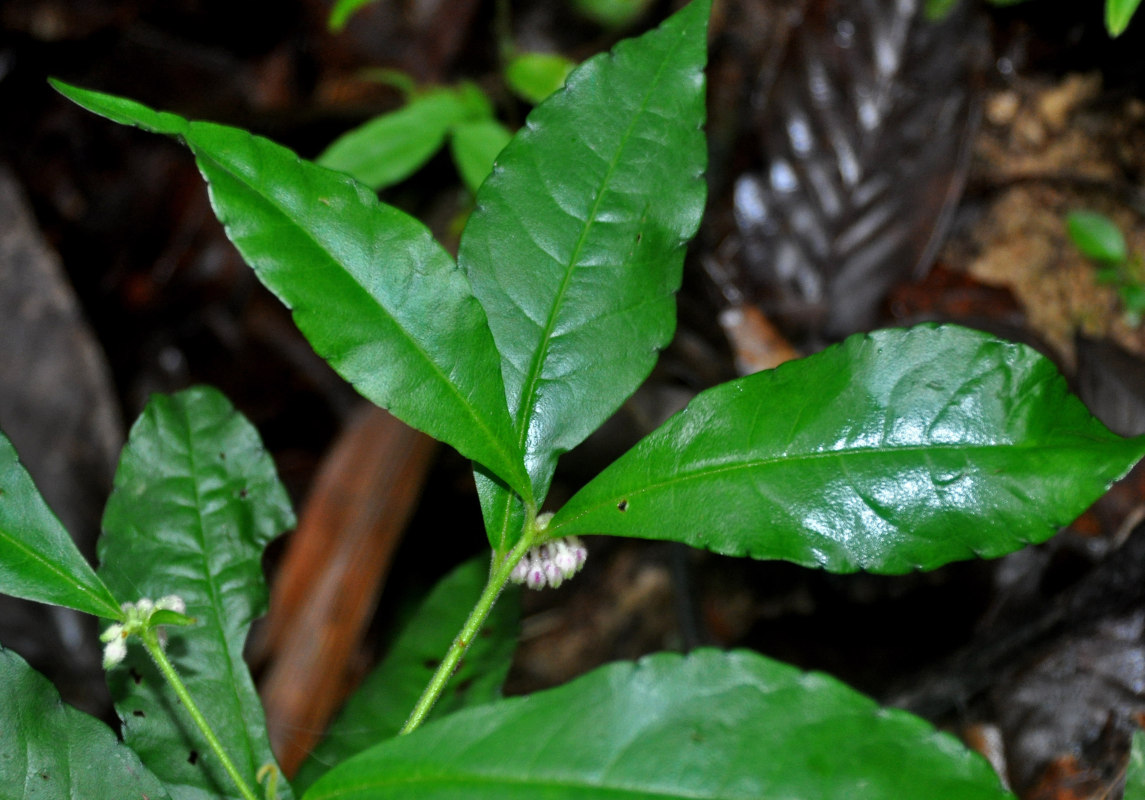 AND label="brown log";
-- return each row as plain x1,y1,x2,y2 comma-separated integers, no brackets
255,404,437,775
